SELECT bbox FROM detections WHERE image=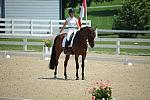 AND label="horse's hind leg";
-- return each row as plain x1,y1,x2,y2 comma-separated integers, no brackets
64,55,70,79
54,62,58,78
54,69,57,78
